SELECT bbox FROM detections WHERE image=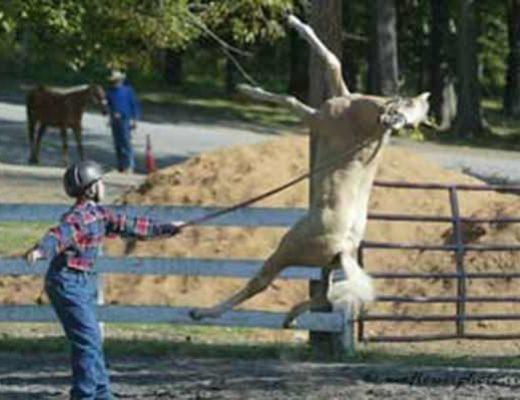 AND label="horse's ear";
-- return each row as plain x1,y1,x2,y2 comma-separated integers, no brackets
419,92,431,101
